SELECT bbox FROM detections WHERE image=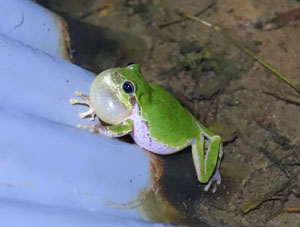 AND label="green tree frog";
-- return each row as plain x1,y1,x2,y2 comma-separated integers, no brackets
70,64,223,191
